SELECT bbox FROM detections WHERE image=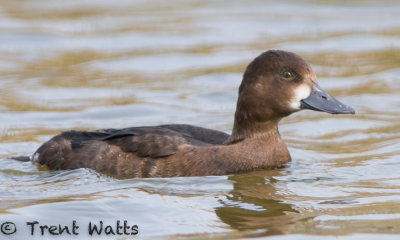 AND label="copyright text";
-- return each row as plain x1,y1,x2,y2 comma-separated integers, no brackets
0,220,138,237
